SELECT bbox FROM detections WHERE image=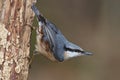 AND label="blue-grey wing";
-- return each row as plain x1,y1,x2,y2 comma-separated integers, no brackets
44,20,67,61
54,34,65,62
43,20,63,53
43,23,56,52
